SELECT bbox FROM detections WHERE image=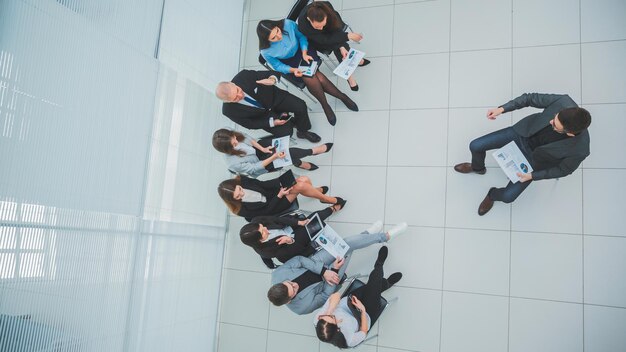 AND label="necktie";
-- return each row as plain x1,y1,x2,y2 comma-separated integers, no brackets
244,95,263,109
